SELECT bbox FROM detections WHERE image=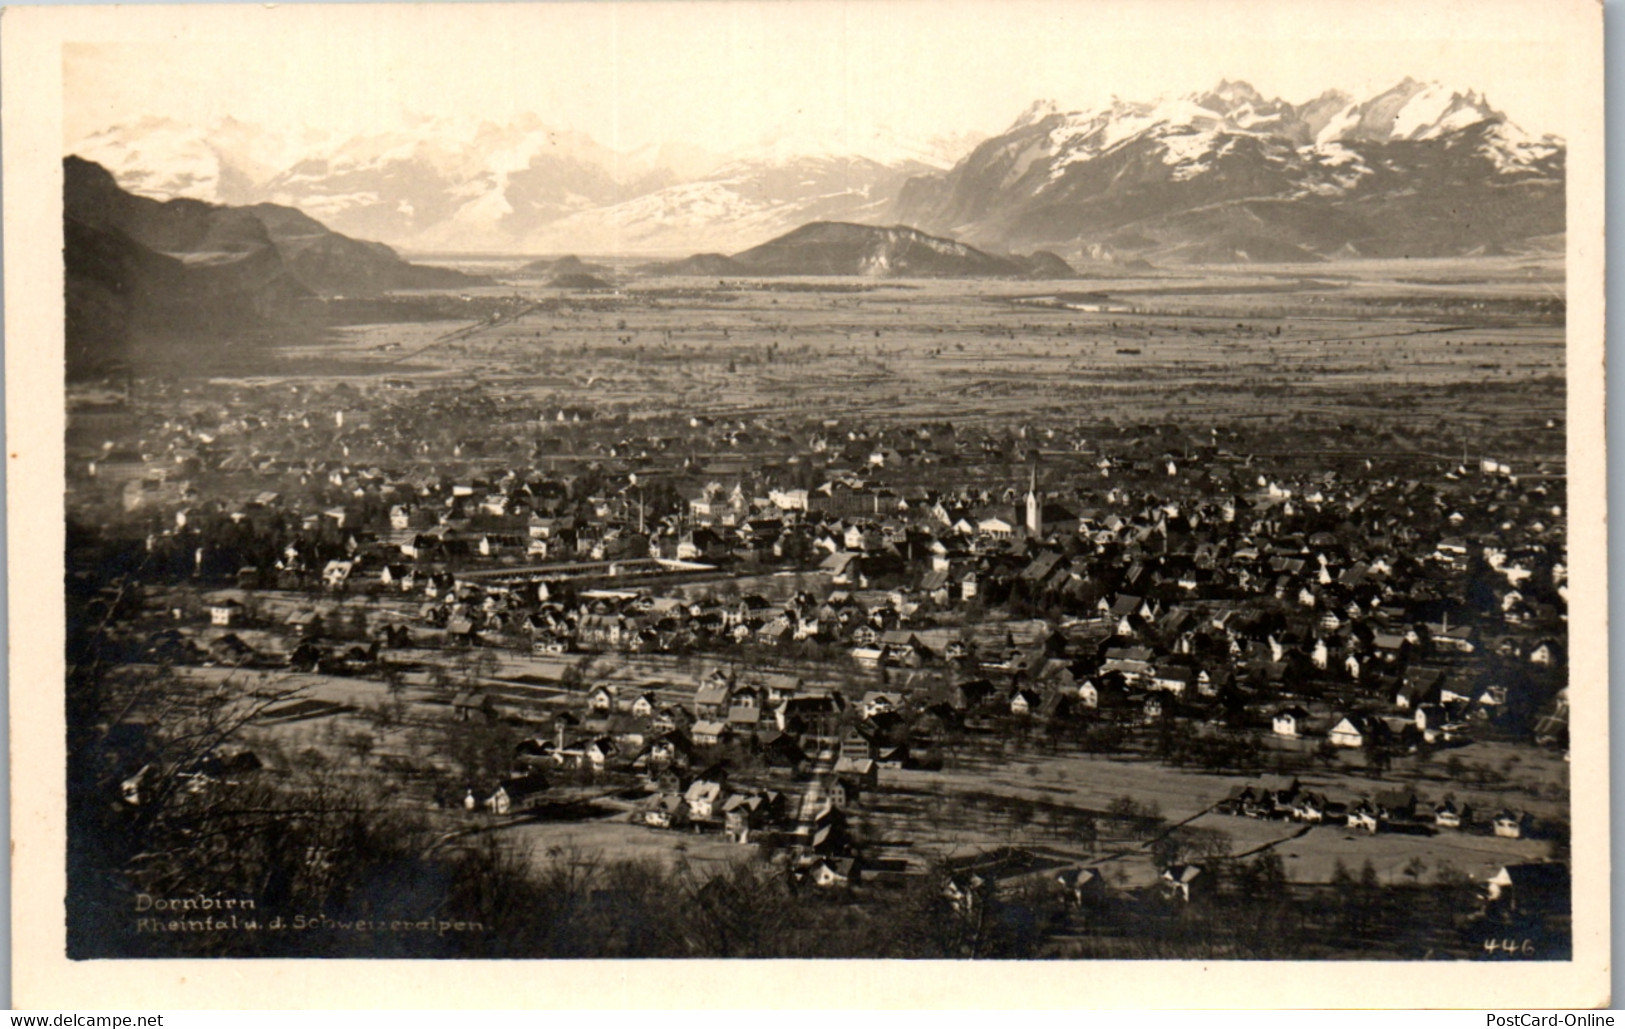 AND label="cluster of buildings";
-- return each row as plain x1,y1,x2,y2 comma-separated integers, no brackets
76,374,1570,783
1215,774,1541,838
70,376,1571,934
